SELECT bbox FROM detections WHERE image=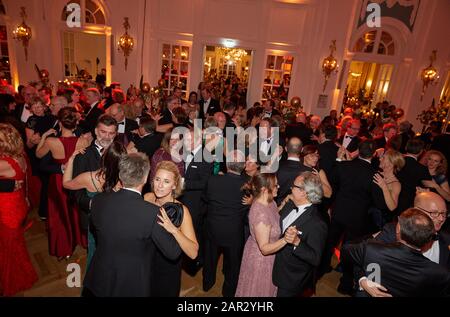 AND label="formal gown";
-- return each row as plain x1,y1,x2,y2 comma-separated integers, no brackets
47,136,86,257
0,156,38,296
235,200,280,297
